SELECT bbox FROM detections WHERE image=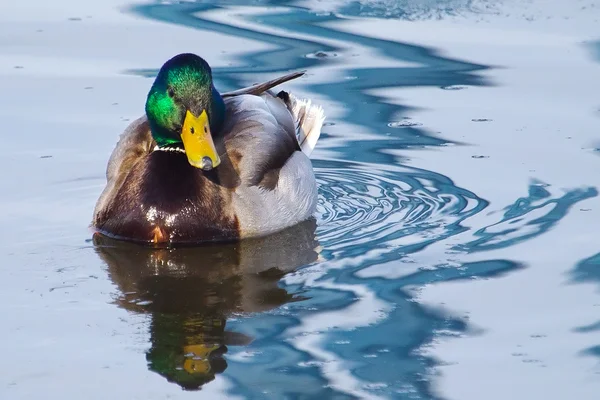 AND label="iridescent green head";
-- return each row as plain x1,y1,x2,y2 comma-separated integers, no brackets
145,53,226,170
